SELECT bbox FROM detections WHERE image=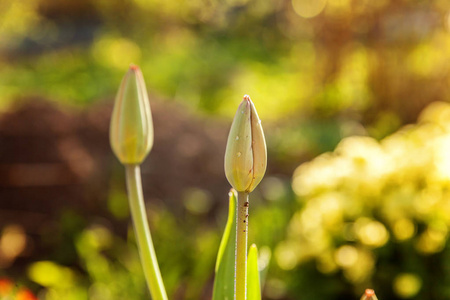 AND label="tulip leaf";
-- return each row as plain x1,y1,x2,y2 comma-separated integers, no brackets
247,244,261,300
212,190,237,300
